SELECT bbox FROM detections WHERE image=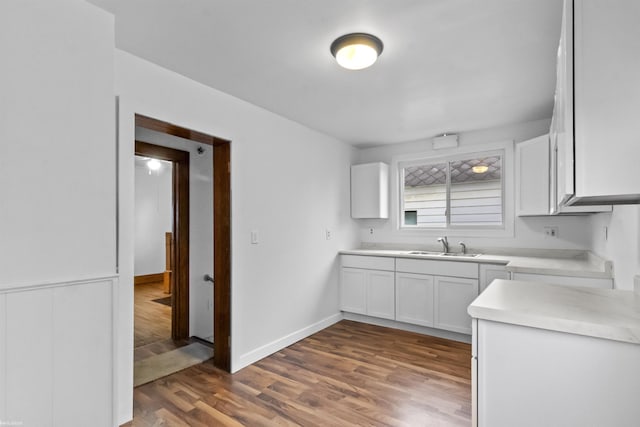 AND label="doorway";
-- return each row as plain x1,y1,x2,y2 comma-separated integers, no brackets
134,142,190,341
135,114,232,372
132,153,174,350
